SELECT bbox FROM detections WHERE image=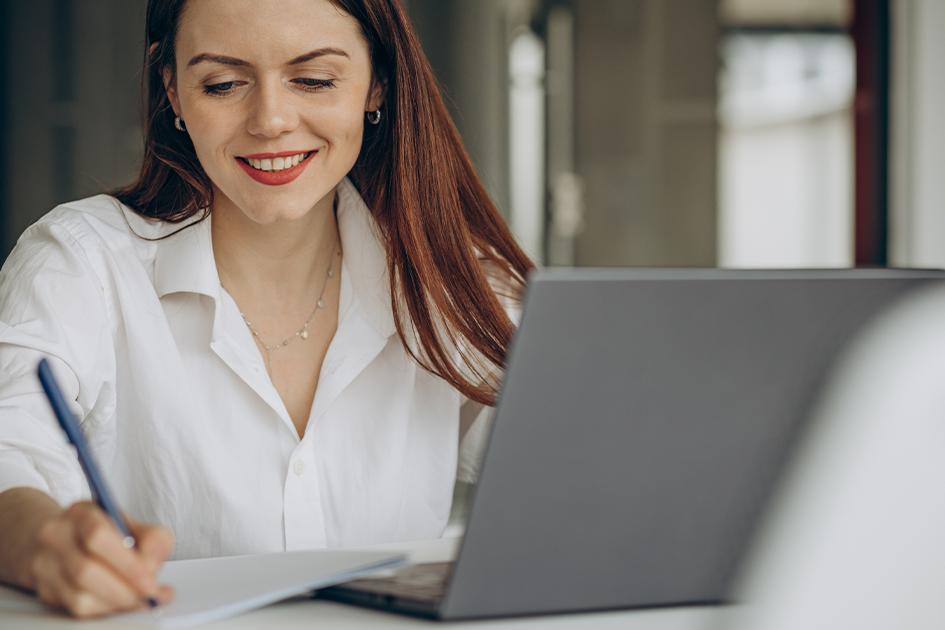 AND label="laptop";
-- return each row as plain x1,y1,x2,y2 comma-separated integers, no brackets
318,268,945,620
